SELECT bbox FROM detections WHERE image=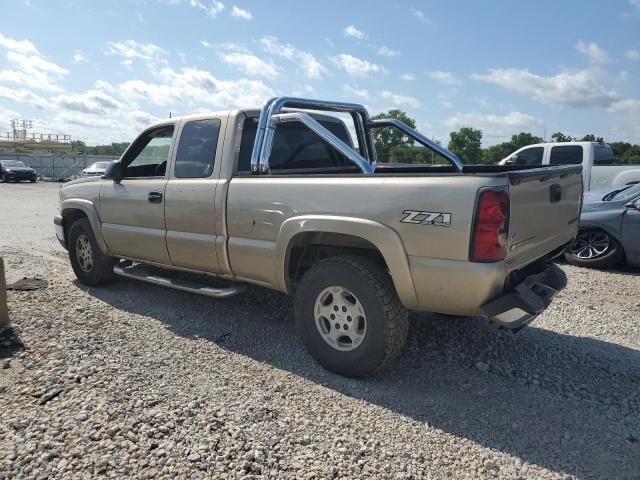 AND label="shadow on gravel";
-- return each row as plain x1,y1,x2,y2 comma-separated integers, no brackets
89,279,640,480
0,325,24,359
